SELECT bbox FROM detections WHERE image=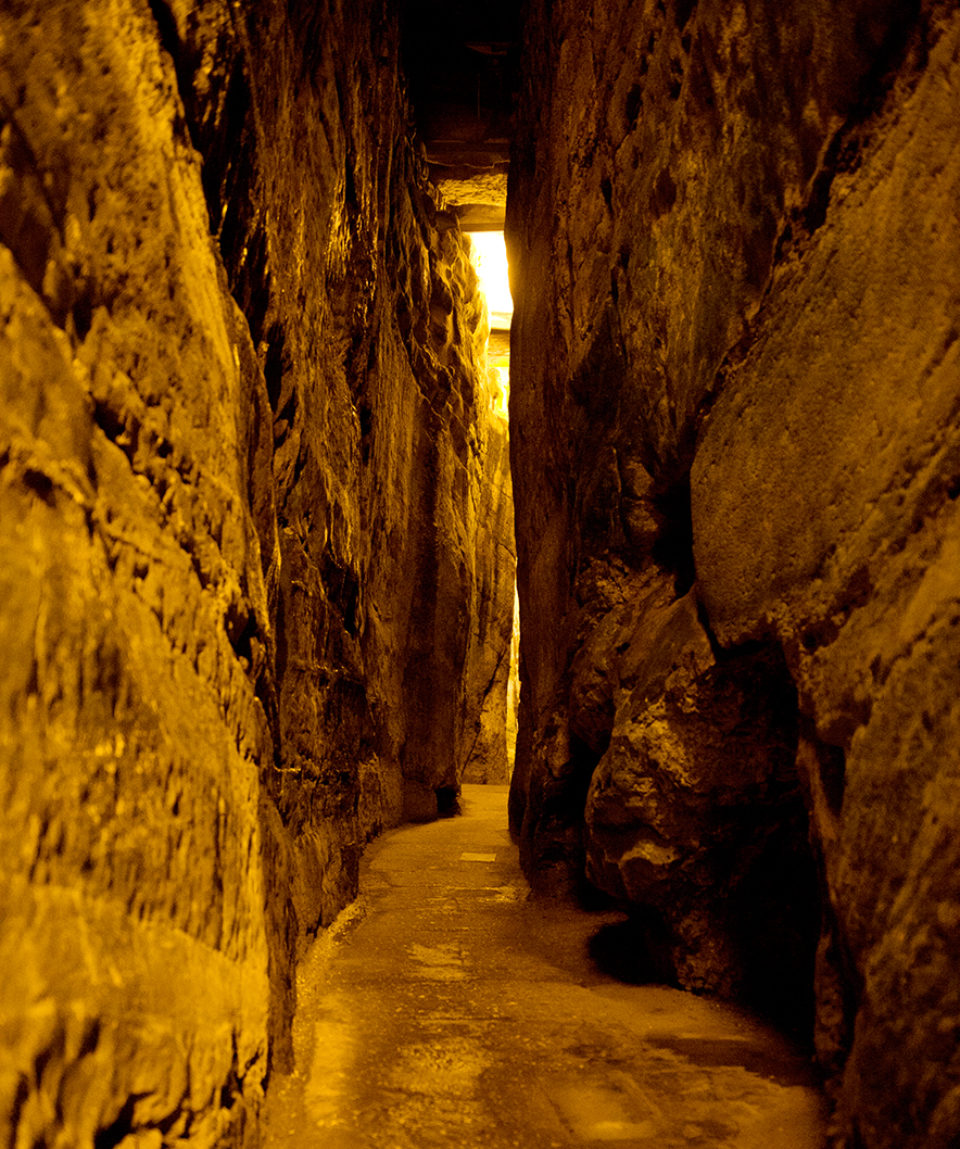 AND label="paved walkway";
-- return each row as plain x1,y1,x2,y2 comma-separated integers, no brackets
264,785,824,1148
